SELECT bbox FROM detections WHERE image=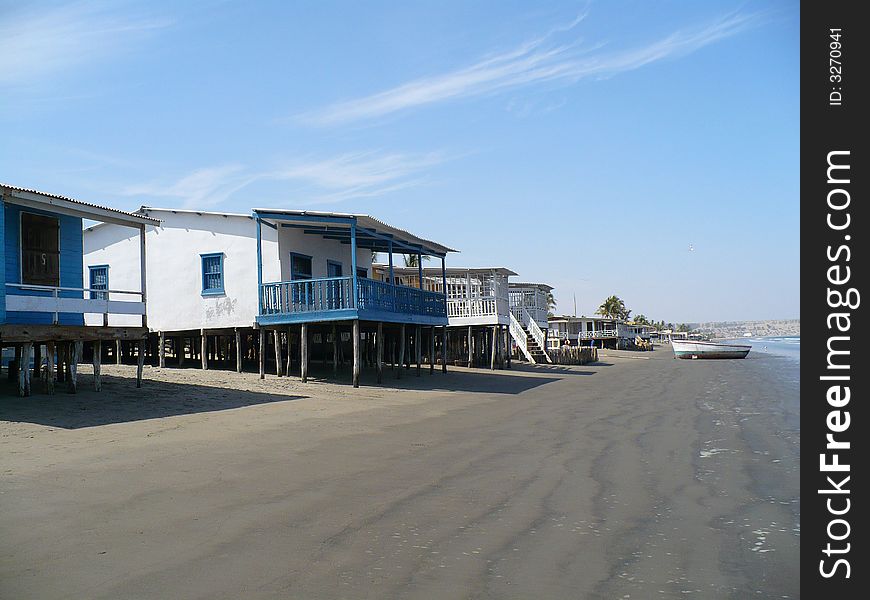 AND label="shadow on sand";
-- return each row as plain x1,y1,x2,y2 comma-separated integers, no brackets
0,374,308,429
